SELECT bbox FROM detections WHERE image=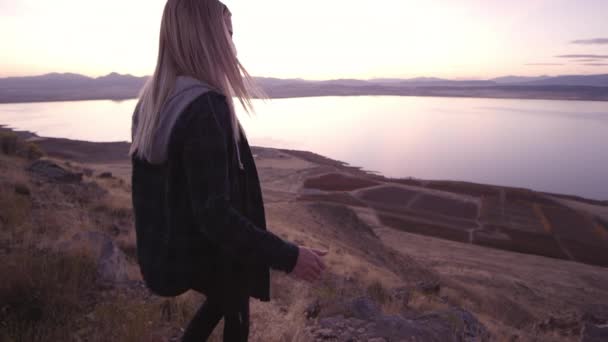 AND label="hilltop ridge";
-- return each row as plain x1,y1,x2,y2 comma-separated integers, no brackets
1,73,608,103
